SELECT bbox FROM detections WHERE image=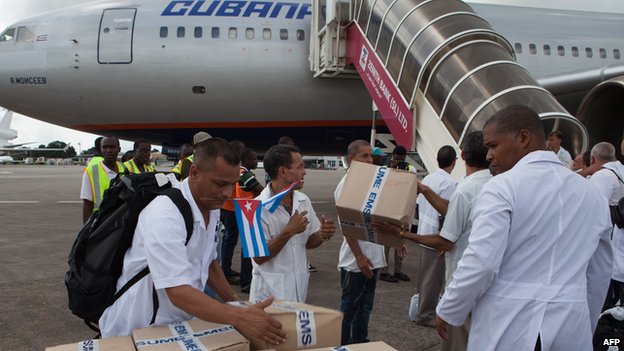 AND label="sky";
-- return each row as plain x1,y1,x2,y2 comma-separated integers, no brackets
1,0,623,153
